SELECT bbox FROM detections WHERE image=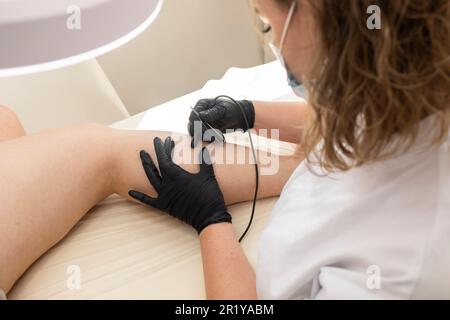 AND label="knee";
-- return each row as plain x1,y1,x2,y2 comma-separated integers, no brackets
0,105,20,125
0,105,25,138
